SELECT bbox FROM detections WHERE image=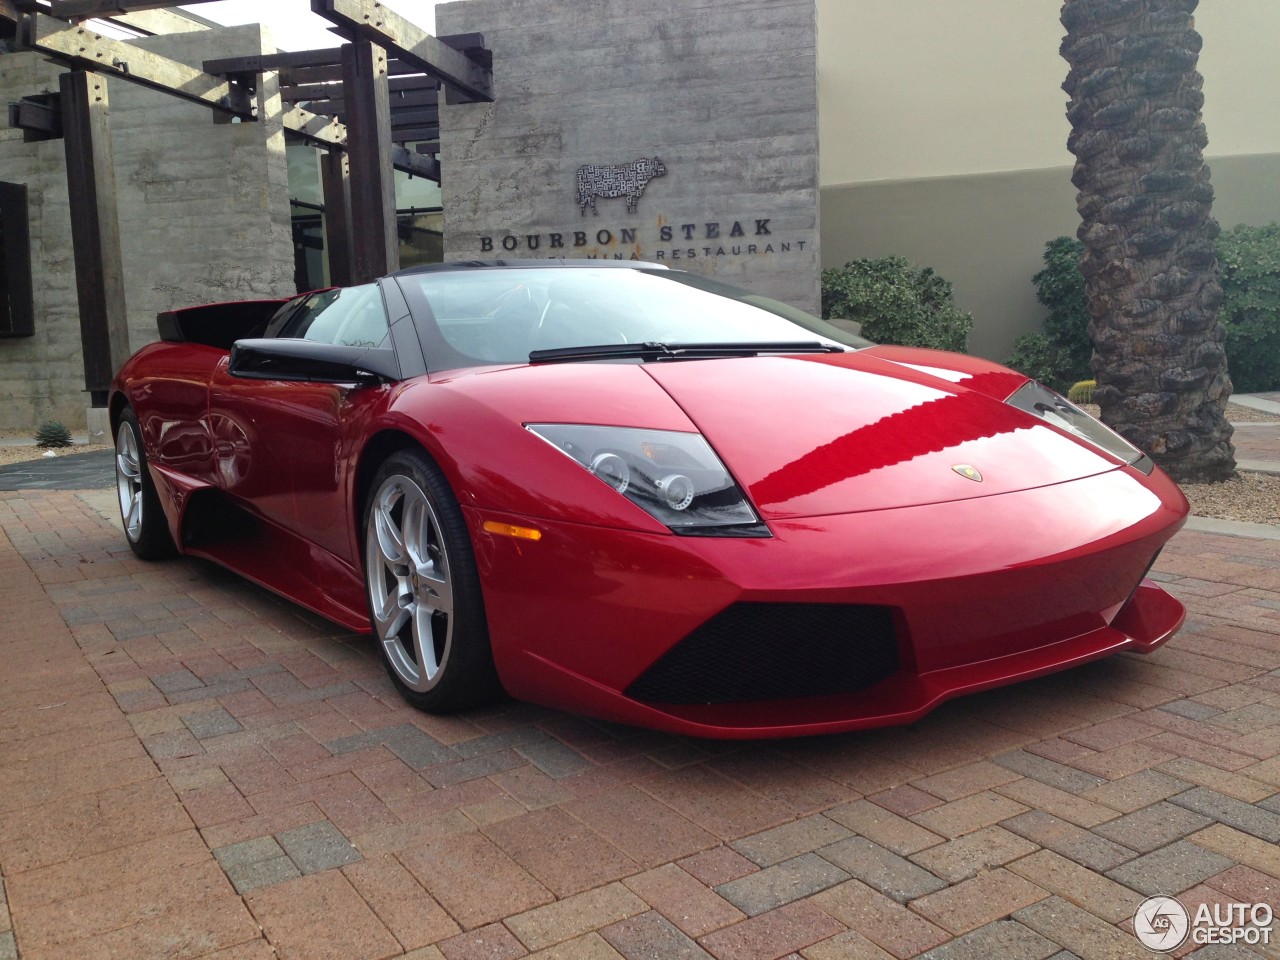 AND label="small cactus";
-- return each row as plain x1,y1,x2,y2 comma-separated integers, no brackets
34,420,73,449
1067,380,1096,405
